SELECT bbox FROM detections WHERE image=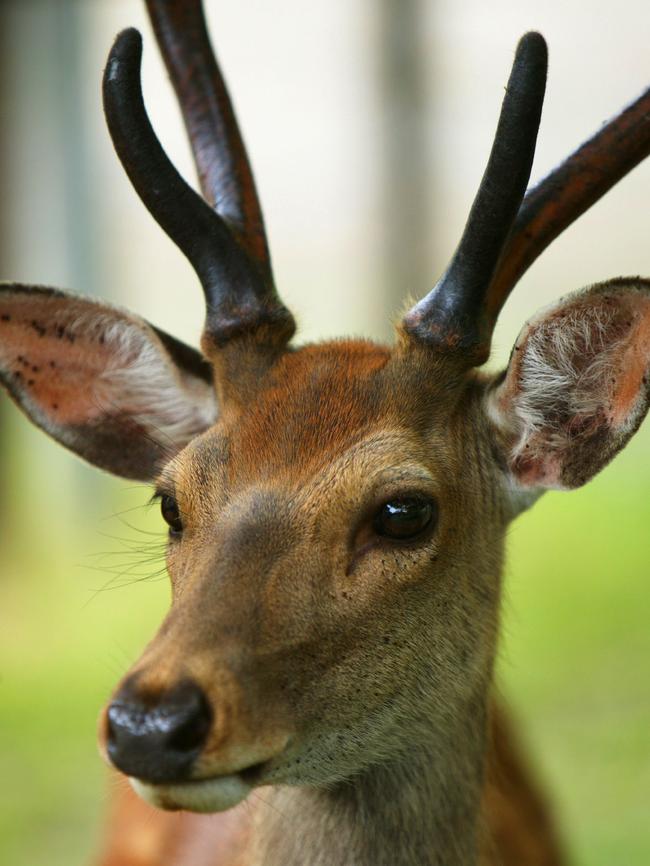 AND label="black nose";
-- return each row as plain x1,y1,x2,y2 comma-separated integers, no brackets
106,678,212,783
